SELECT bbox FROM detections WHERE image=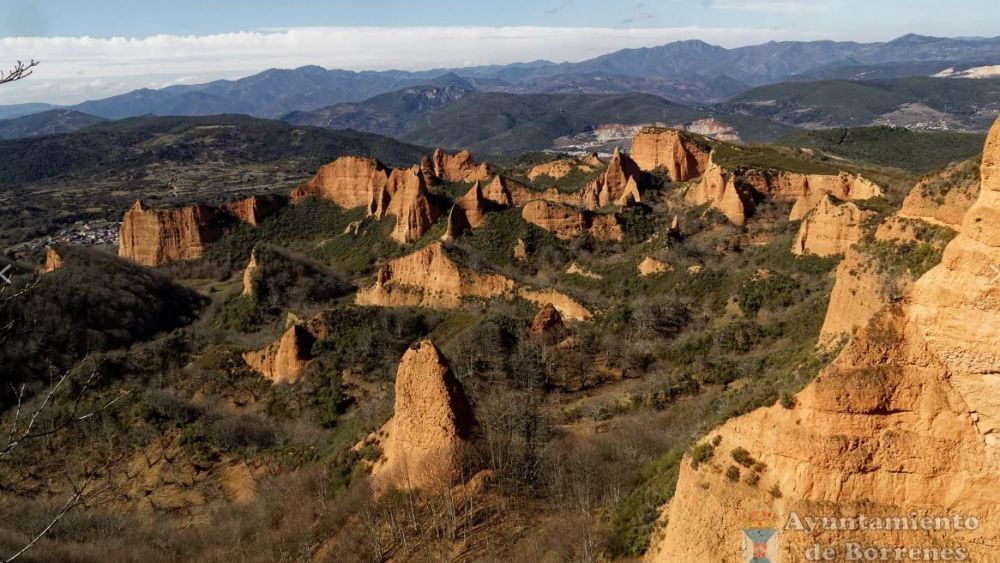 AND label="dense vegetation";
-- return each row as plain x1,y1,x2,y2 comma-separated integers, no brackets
779,126,985,173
